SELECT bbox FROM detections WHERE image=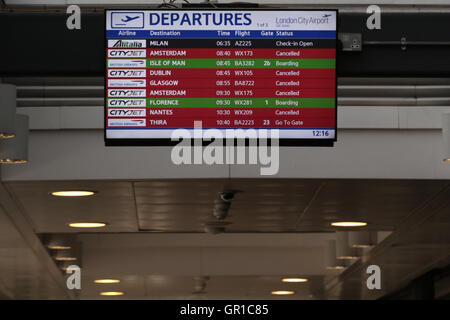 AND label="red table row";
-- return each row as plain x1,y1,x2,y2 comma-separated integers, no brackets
107,108,335,118
107,77,335,89
107,68,336,79
143,88,335,98
107,49,336,59
107,118,335,128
